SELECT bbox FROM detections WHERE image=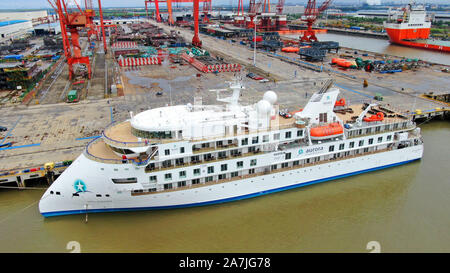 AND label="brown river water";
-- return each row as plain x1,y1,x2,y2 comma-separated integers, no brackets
0,121,449,252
